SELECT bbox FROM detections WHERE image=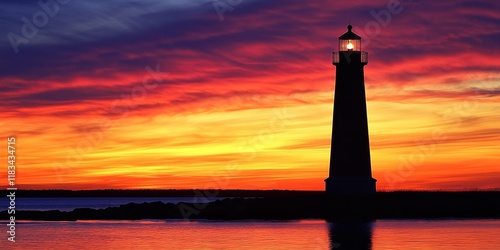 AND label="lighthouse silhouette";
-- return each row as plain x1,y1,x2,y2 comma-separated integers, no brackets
325,25,377,194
